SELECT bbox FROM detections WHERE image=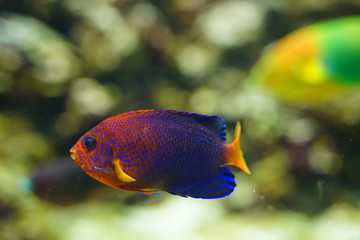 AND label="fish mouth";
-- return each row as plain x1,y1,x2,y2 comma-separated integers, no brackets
70,147,77,160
